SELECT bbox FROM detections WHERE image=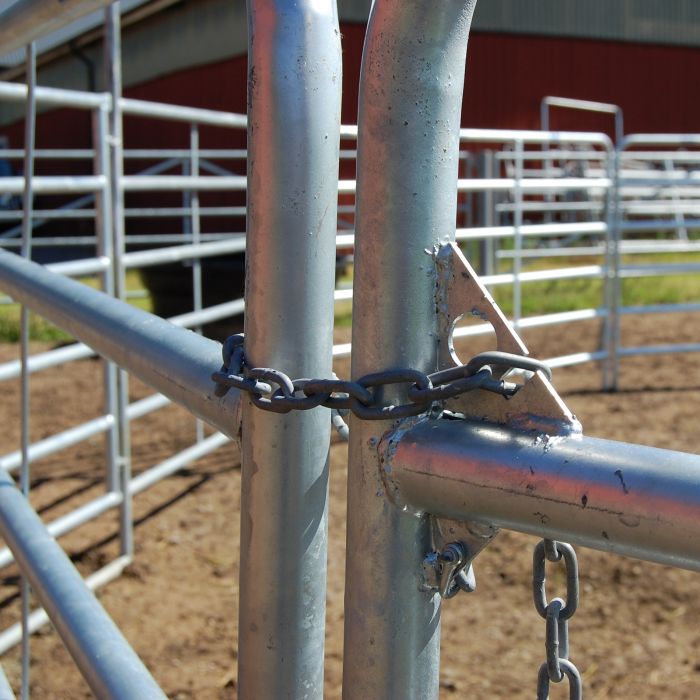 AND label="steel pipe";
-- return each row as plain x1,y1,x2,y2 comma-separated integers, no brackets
0,249,241,438
0,554,130,656
238,0,341,697
541,96,624,145
345,1,477,697
460,127,612,148
121,175,246,191
387,419,700,572
120,97,246,128
0,80,109,109
0,176,107,195
0,431,229,572
0,465,165,698
0,298,245,382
